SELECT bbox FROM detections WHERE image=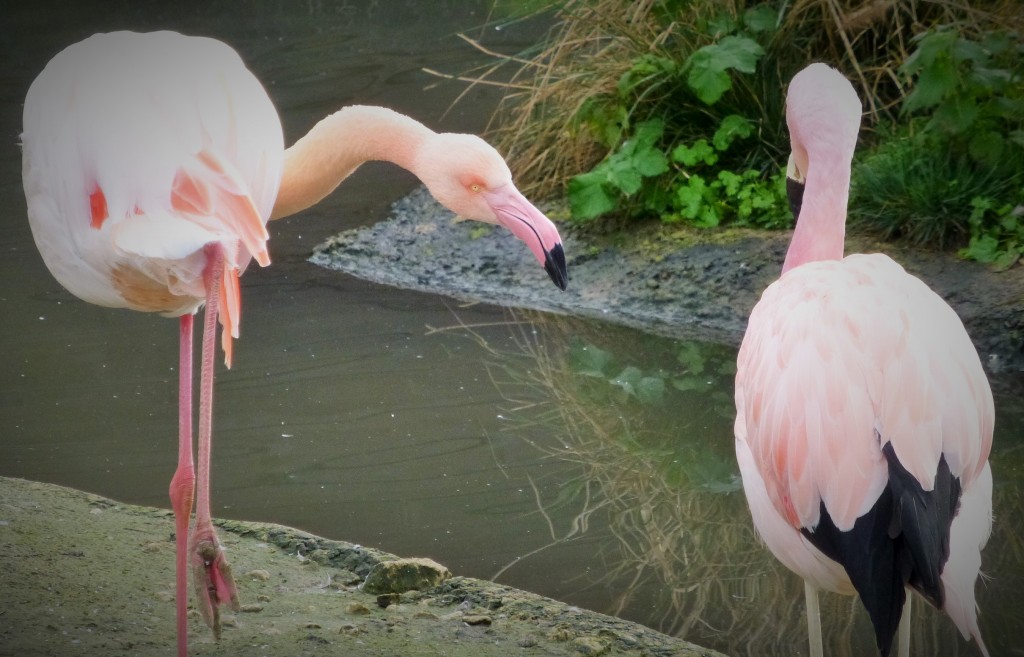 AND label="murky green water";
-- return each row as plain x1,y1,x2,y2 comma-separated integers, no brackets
2,3,1021,656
